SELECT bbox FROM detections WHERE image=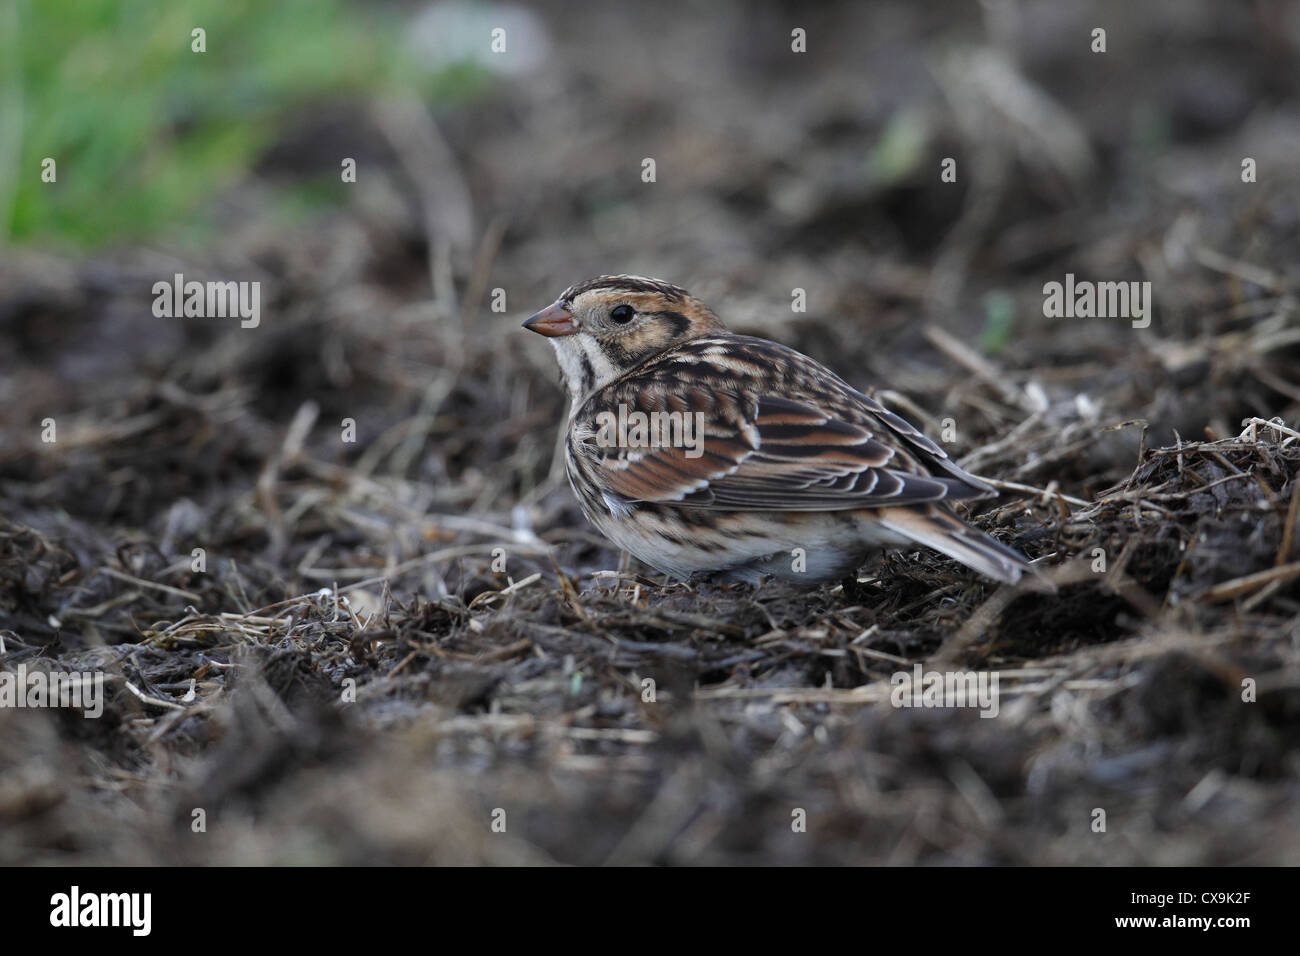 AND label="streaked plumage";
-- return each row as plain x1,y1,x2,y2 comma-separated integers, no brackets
524,275,1029,584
